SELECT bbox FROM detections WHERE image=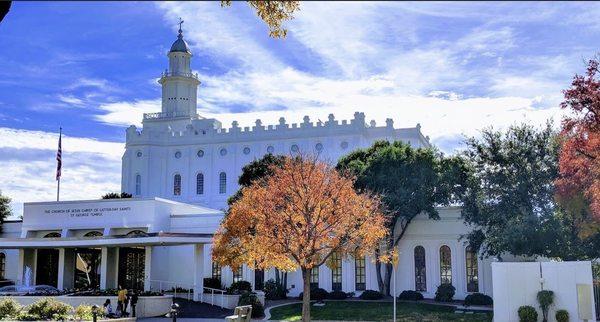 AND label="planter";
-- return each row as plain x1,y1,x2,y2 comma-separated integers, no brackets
1,295,172,318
